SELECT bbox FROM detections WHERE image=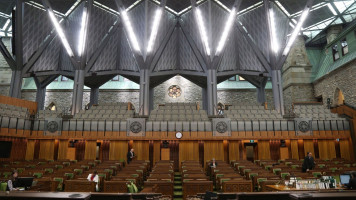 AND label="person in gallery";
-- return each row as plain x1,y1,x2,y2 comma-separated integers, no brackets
6,170,19,191
210,158,218,168
302,152,315,172
127,148,135,164
87,170,99,191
